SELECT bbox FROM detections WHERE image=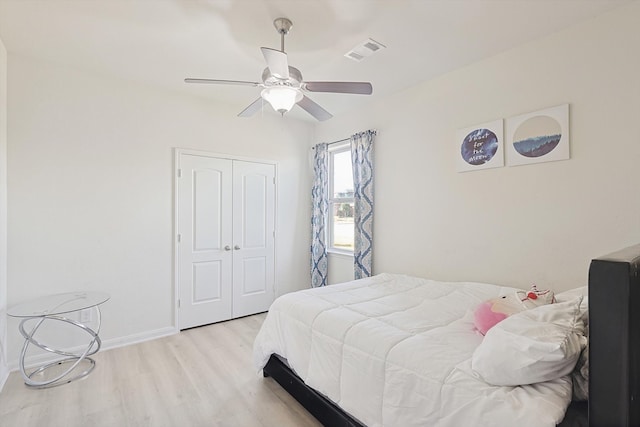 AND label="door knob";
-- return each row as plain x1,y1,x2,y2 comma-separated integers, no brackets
234,245,241,250
224,245,231,251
